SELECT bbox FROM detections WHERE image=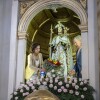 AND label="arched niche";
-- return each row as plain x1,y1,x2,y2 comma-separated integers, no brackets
16,0,88,89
